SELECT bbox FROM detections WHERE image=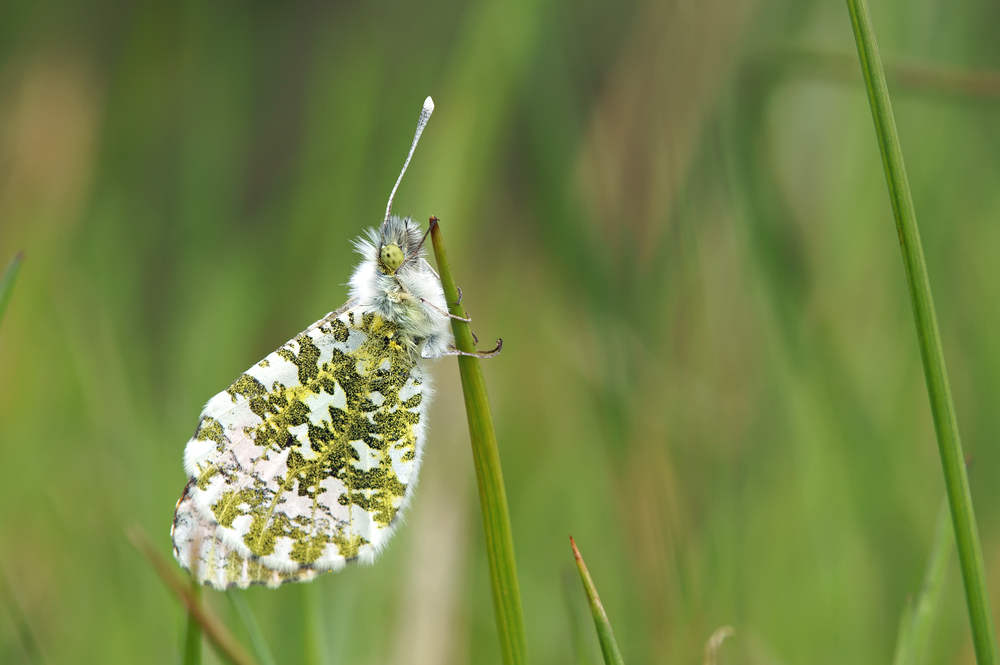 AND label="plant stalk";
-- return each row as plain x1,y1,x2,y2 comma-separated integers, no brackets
845,1,999,663
429,217,529,665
